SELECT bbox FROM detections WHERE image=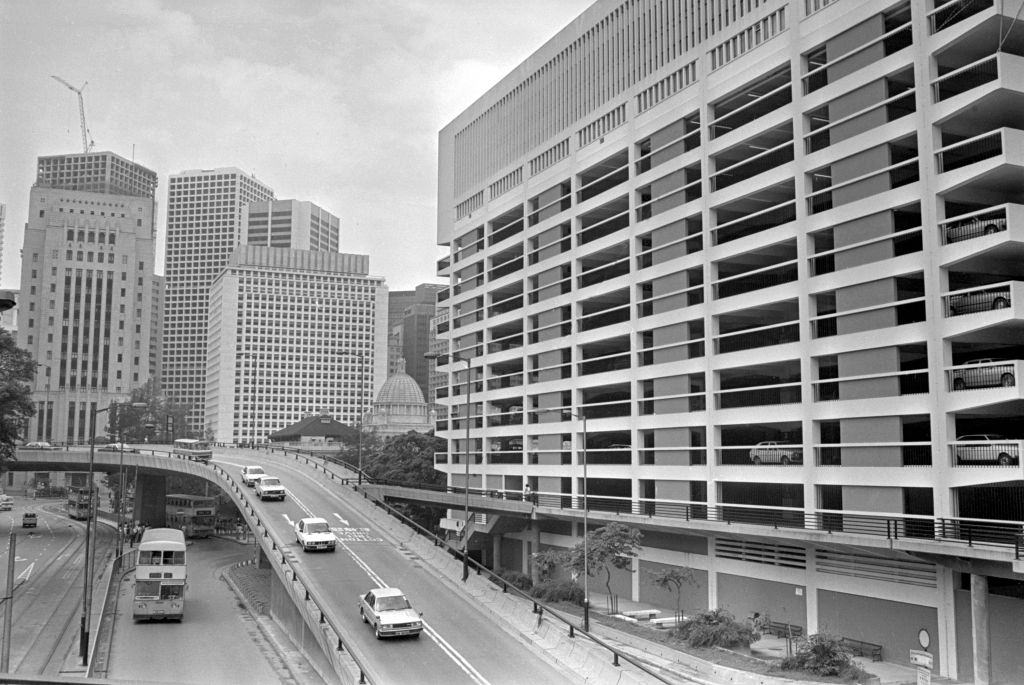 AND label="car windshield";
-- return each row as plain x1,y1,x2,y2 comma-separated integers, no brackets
377,595,410,611
250,467,264,474
307,522,330,533
261,478,280,486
